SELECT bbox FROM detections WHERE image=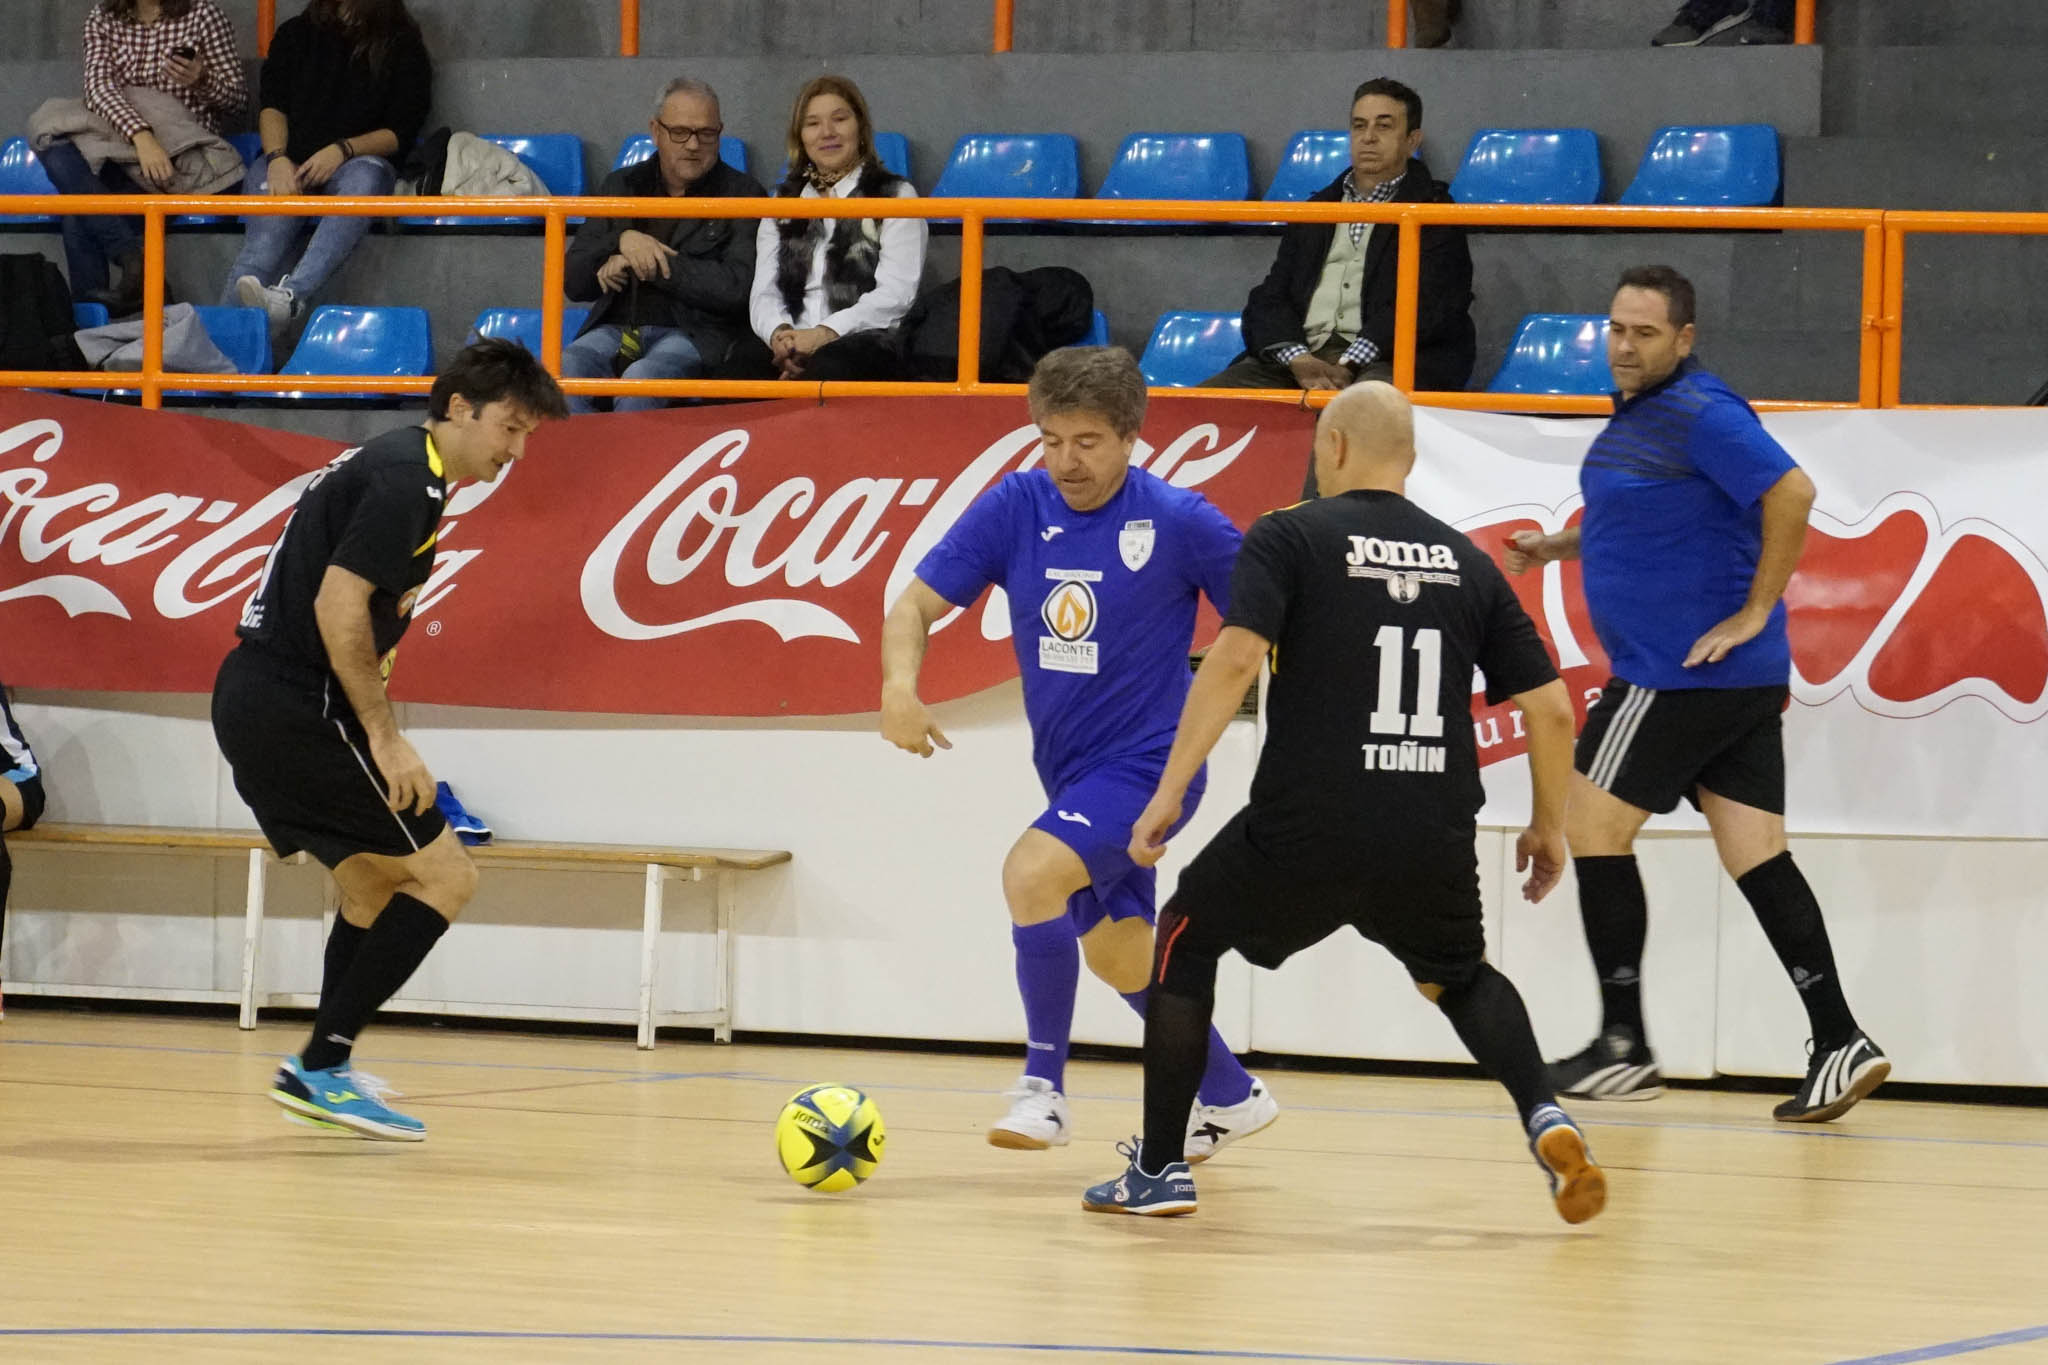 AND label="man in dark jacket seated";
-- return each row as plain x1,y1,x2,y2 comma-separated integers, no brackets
1201,78,1475,399
562,78,767,413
